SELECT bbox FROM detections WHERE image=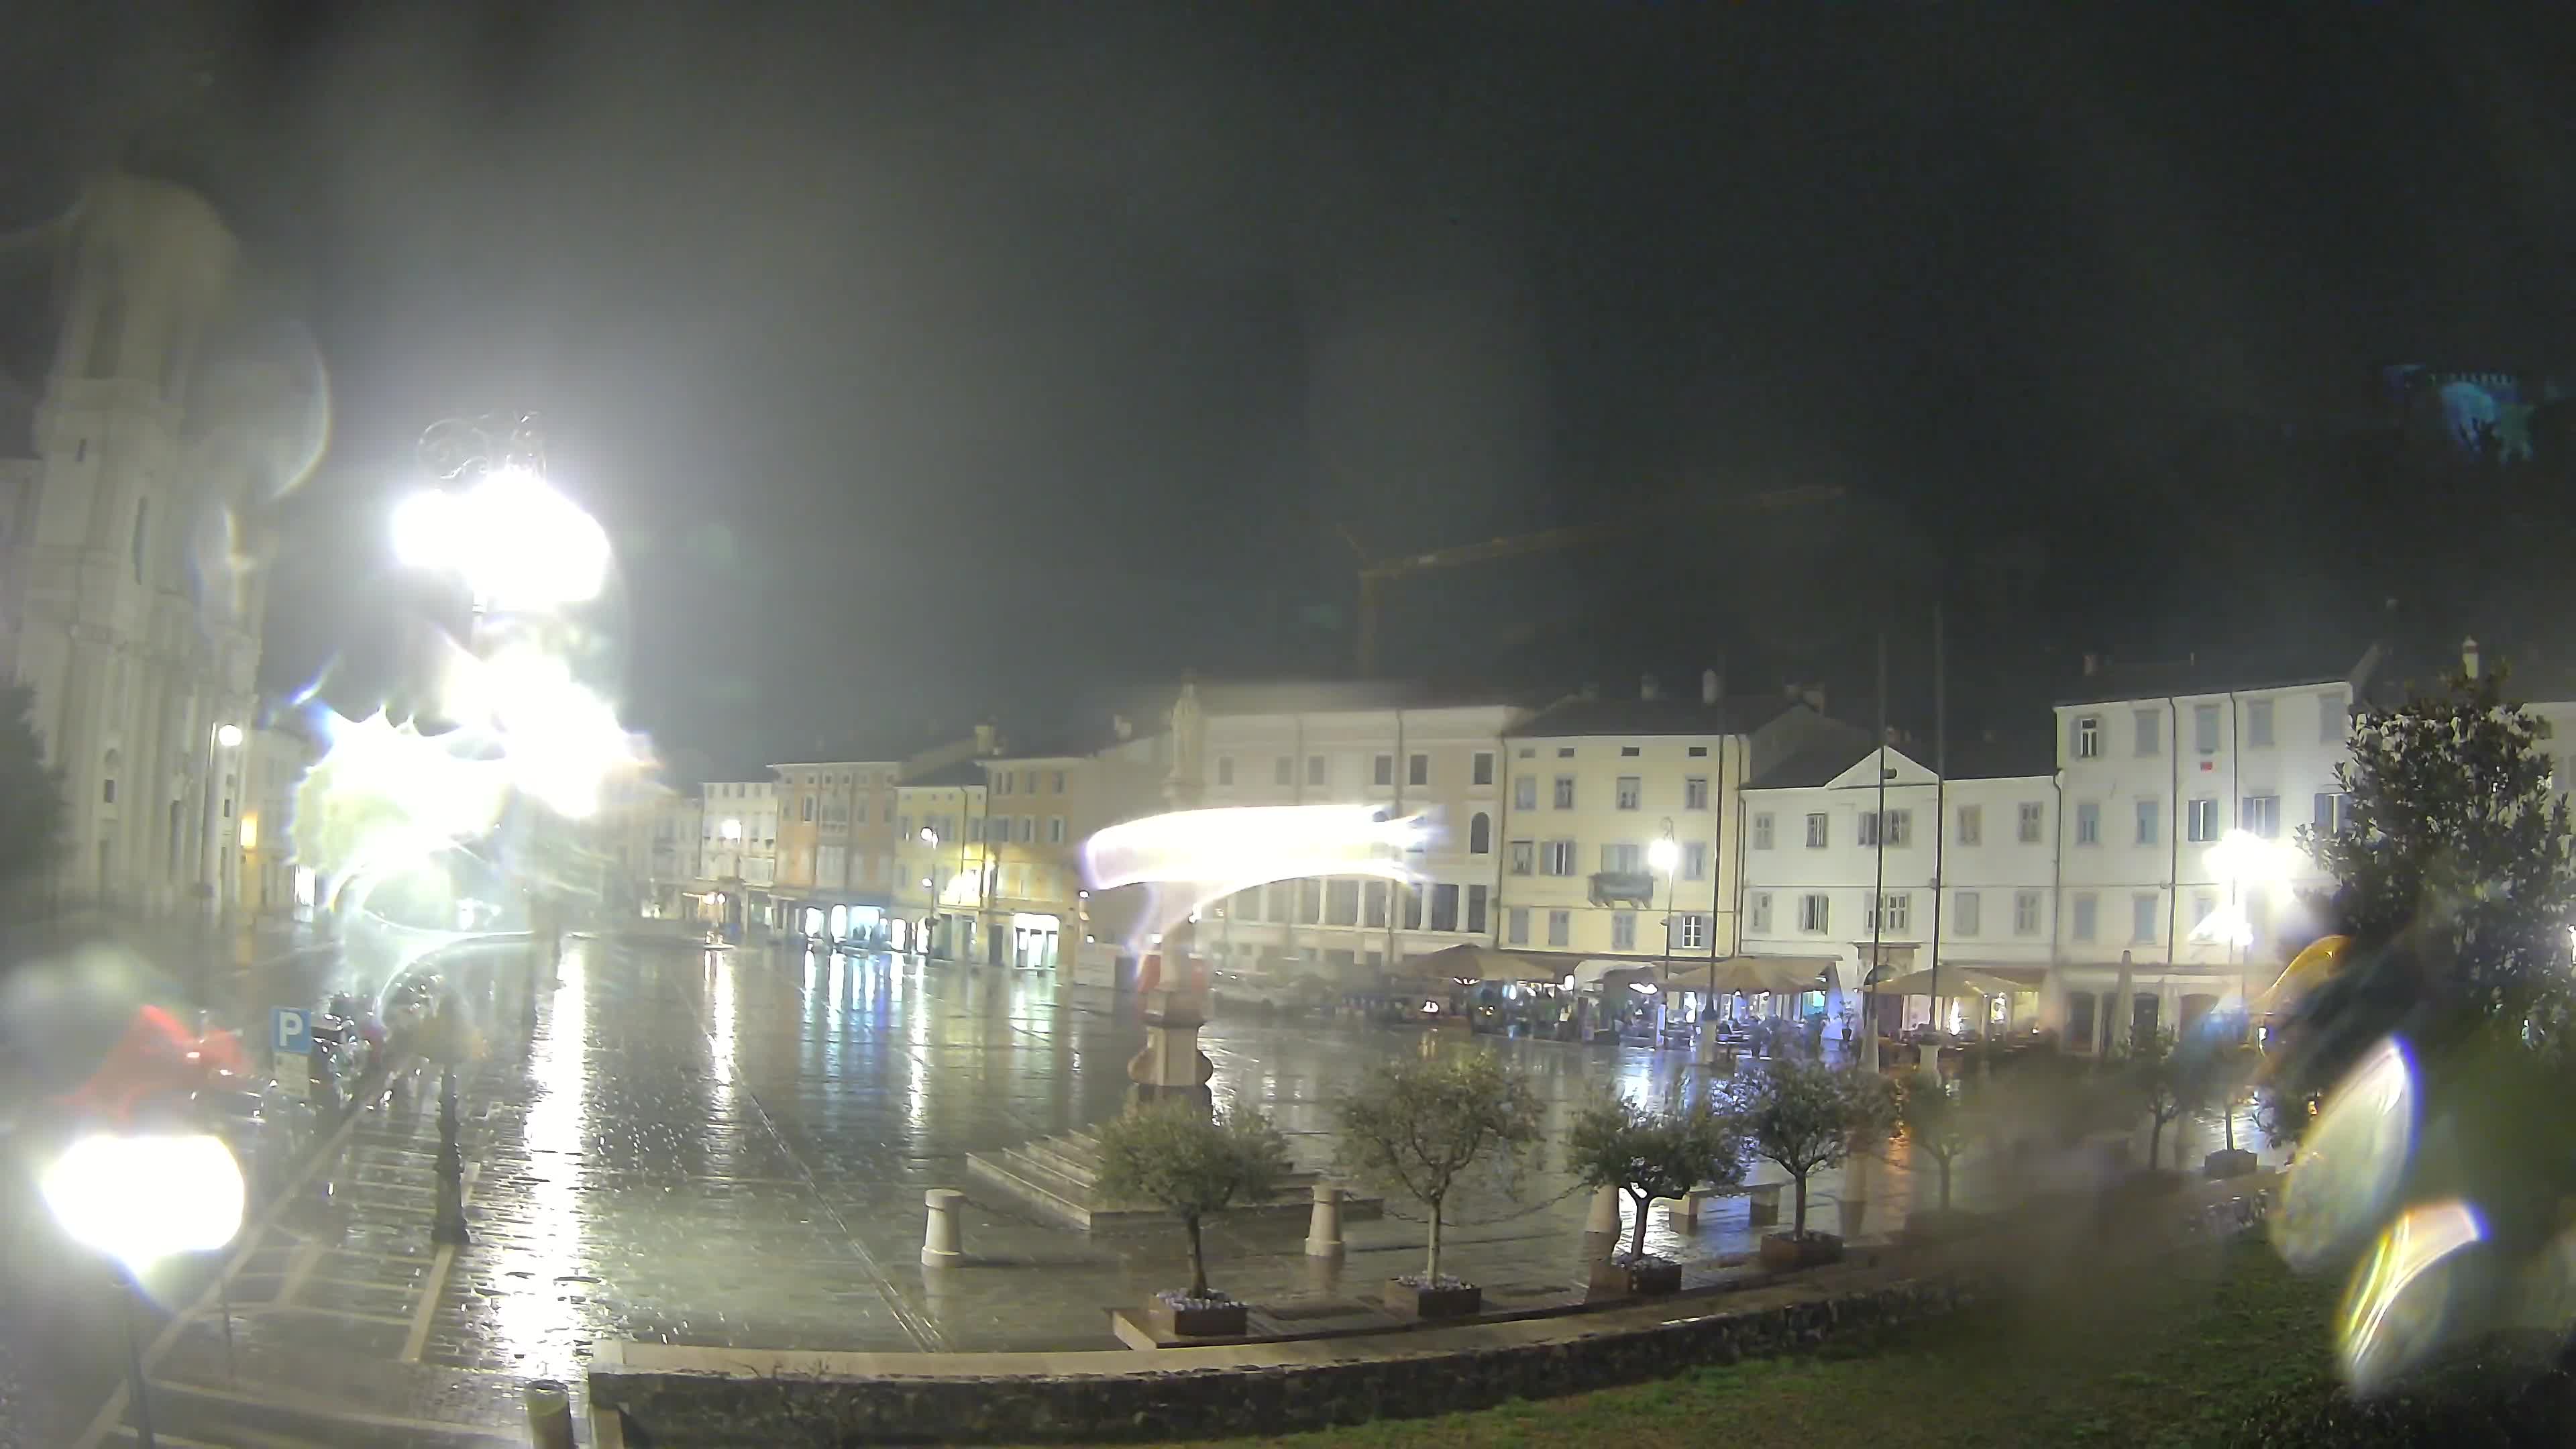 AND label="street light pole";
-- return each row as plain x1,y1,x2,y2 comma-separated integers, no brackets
1648,820,1679,1042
